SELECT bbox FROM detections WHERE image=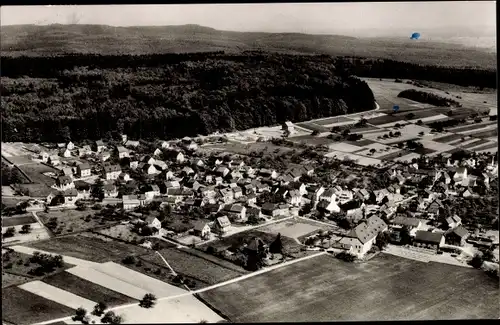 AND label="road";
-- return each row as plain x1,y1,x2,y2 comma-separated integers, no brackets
33,250,328,325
